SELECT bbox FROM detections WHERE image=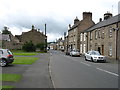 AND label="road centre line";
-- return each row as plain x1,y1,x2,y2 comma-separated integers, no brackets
96,68,119,77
